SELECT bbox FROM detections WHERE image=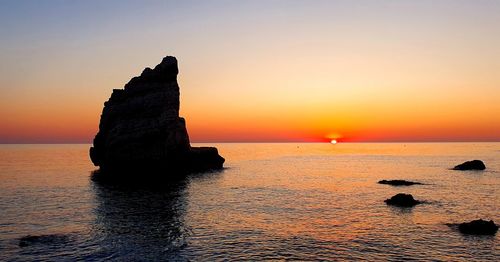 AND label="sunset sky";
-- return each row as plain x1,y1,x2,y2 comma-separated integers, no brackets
1,0,499,143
